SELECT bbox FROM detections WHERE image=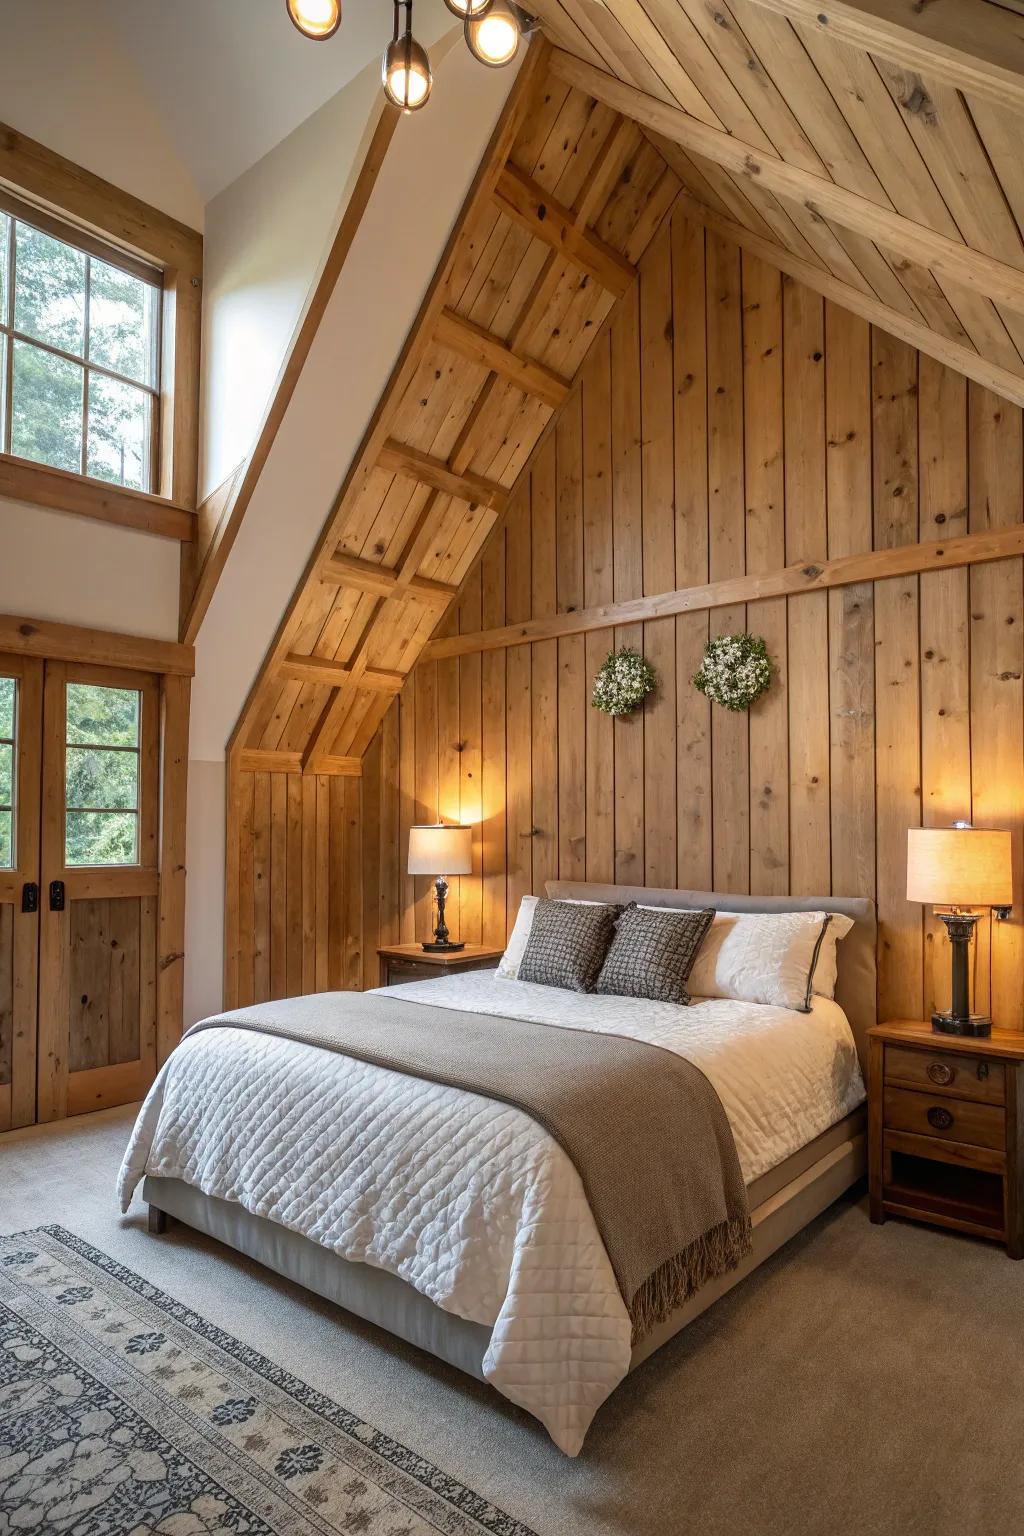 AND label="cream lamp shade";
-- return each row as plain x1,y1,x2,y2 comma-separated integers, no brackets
407,824,473,876
906,826,1012,908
